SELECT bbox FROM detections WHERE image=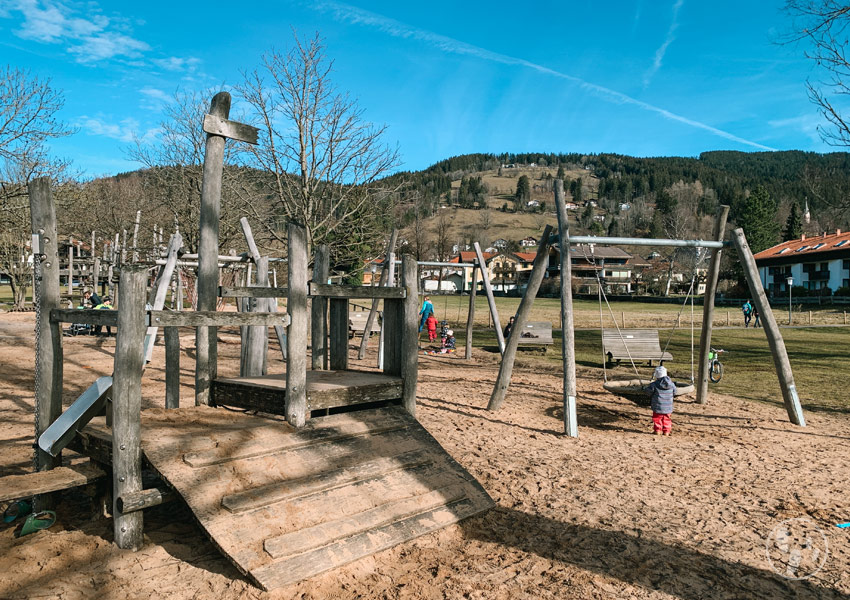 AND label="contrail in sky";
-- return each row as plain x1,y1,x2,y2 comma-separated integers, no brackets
644,0,685,87
313,0,776,152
